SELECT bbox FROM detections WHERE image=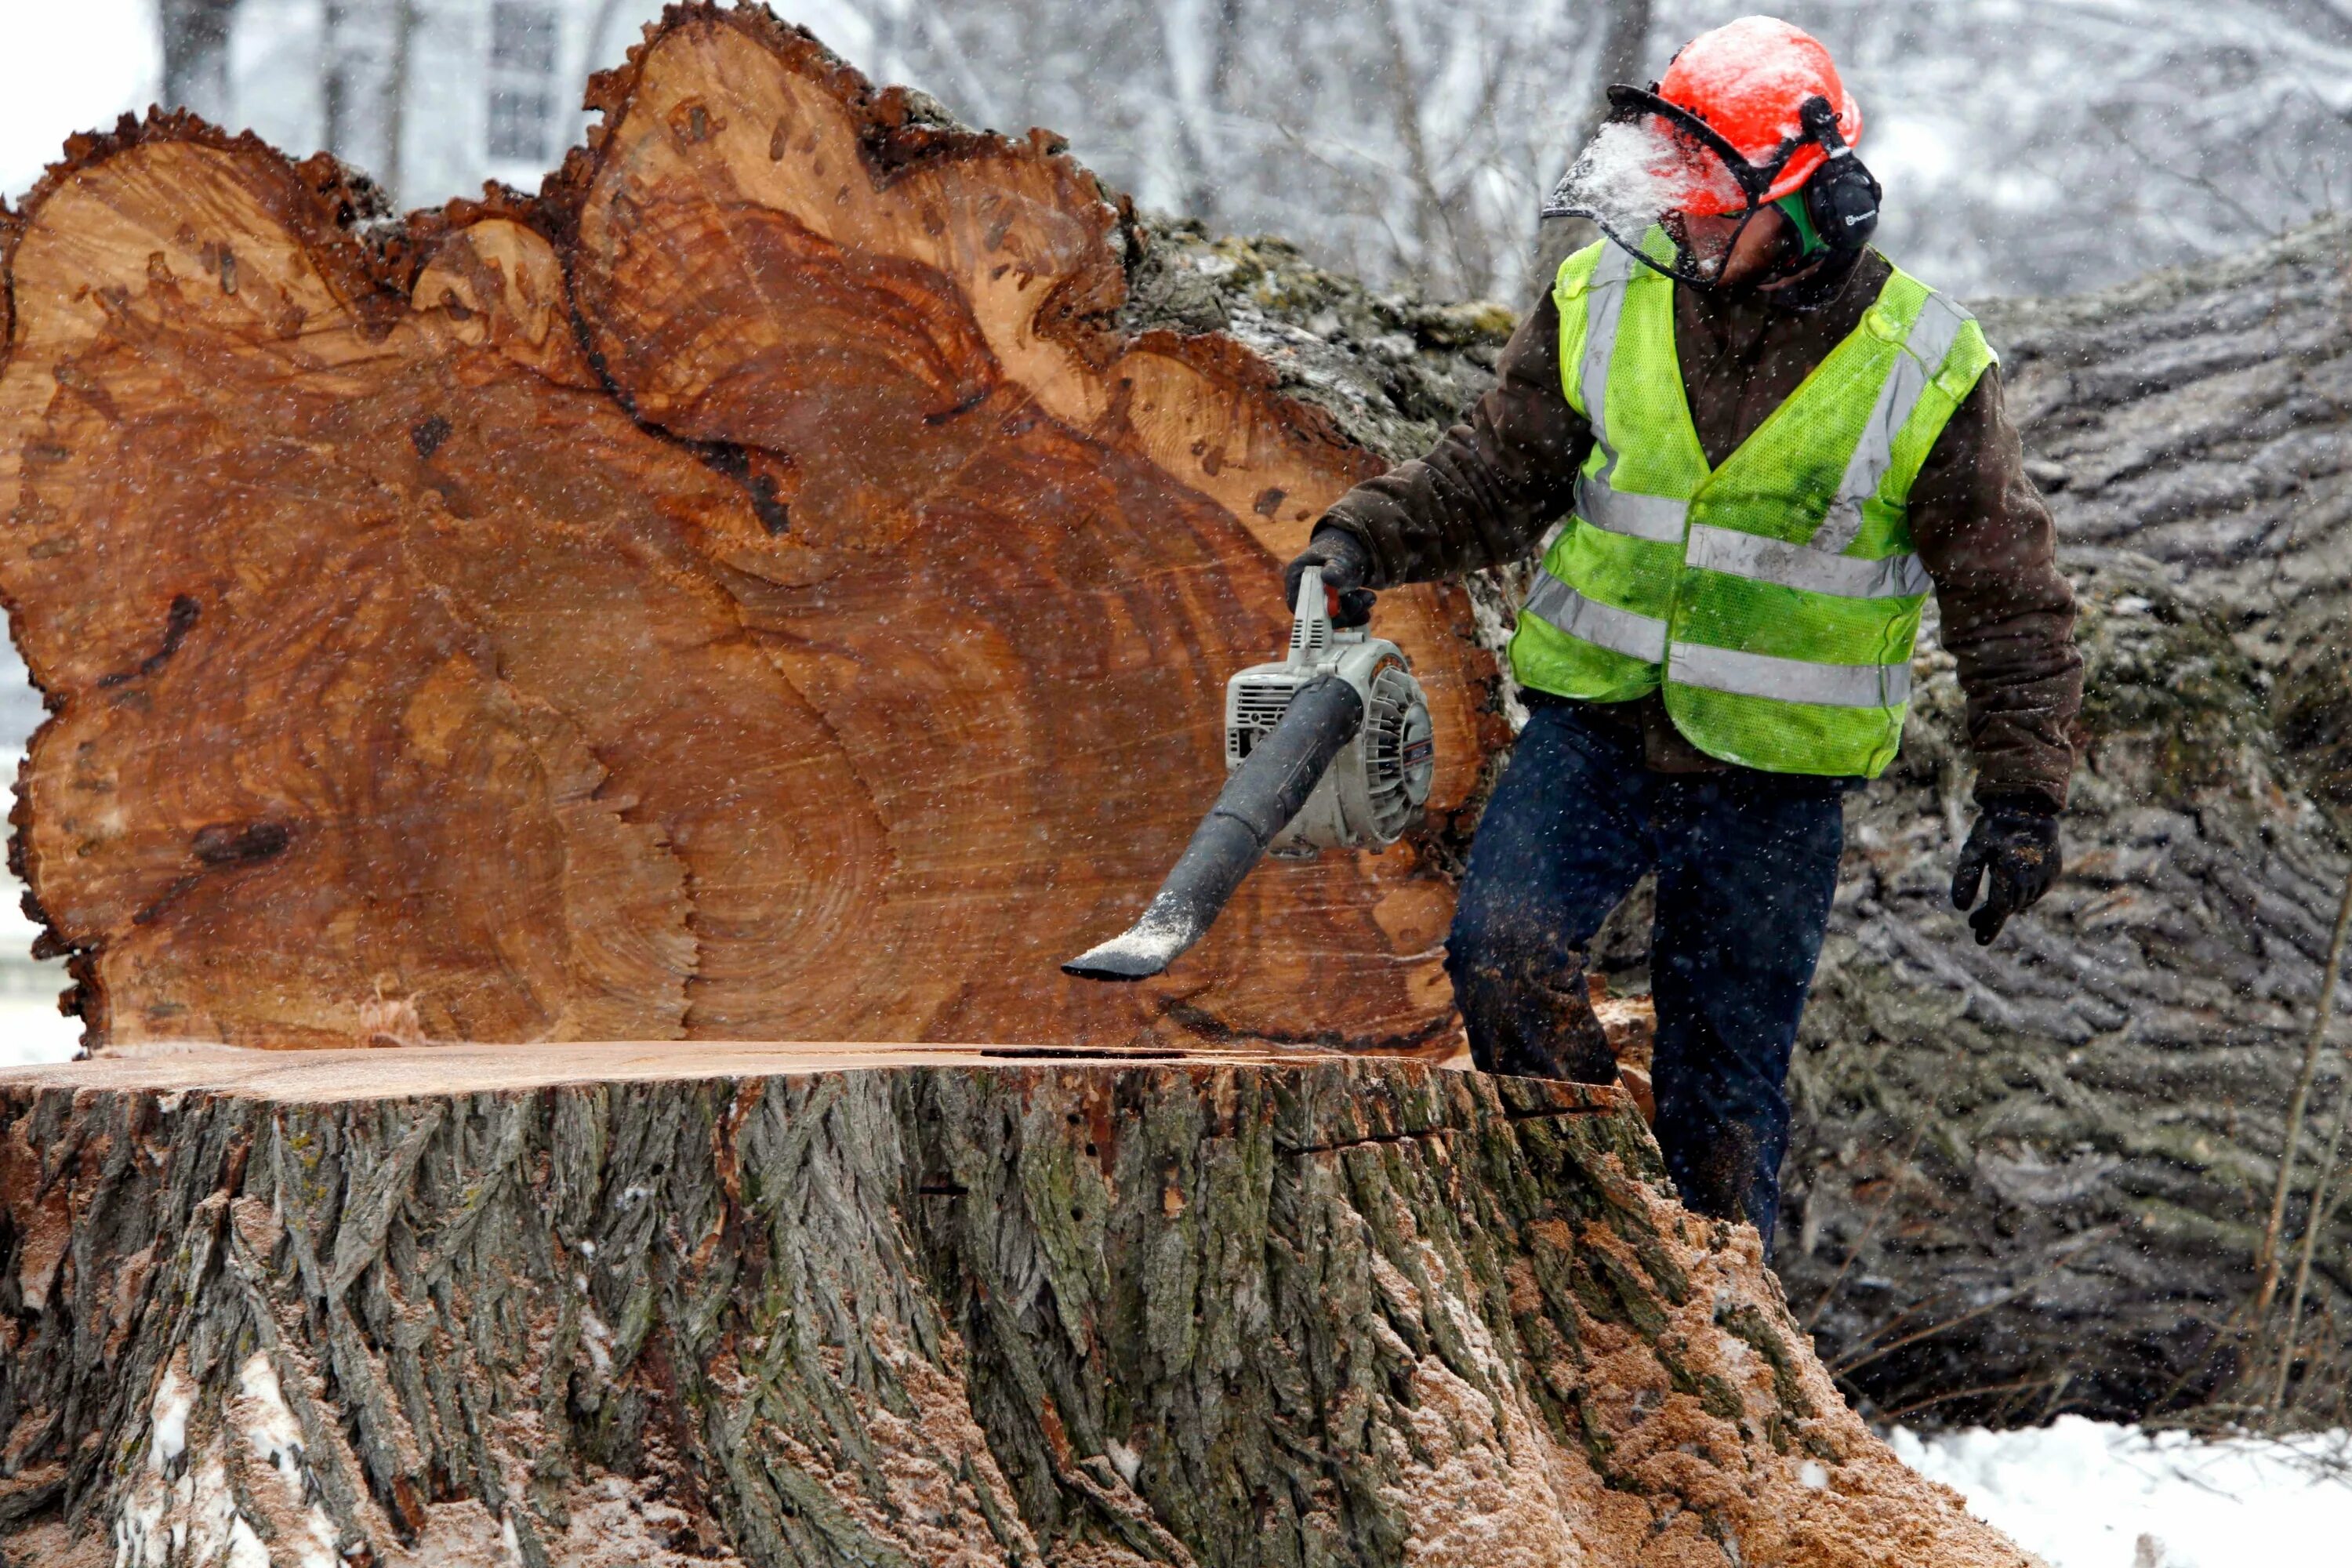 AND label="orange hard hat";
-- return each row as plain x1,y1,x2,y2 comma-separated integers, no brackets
1656,16,1863,216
